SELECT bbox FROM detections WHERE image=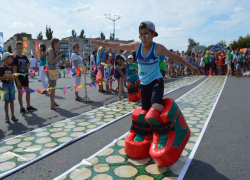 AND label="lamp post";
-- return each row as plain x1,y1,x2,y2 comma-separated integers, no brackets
104,13,121,41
